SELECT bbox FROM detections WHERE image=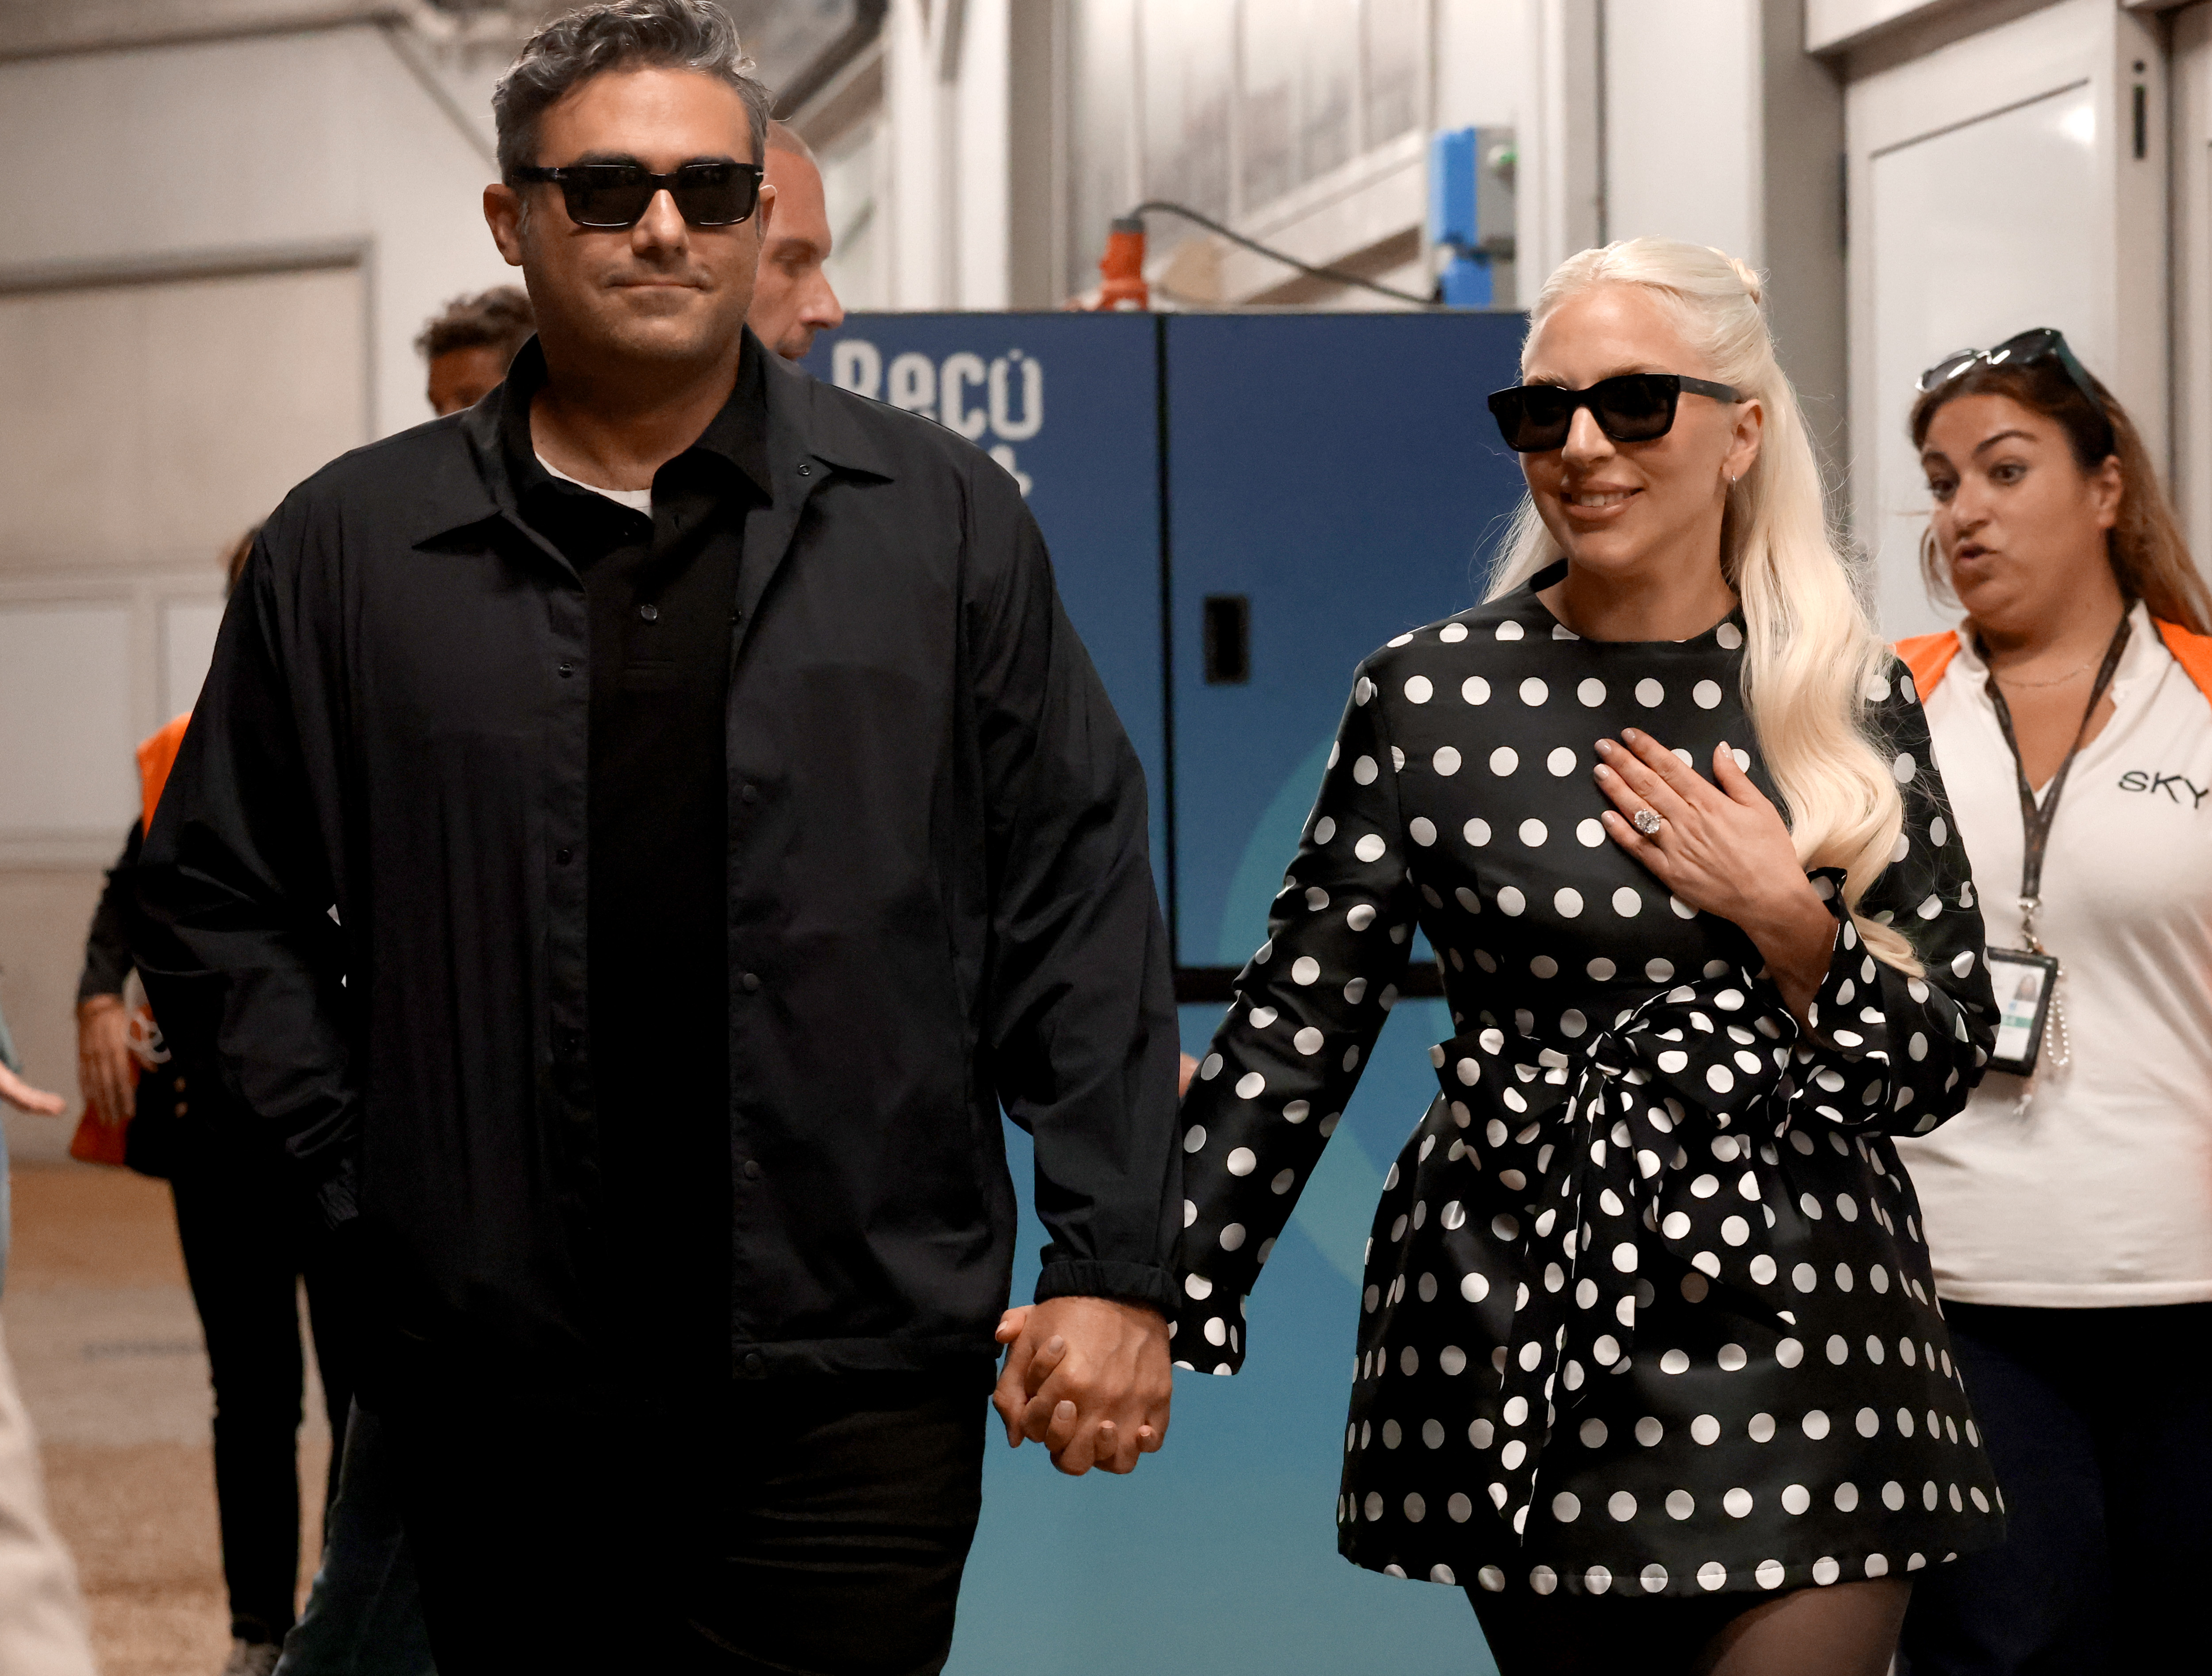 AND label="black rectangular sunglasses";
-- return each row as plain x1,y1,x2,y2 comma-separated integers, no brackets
1488,373,1742,453
511,159,765,229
